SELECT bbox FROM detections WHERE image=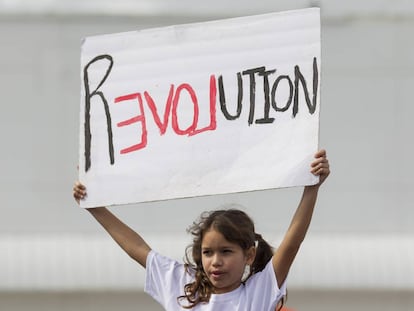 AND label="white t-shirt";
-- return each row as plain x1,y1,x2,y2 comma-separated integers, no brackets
145,250,287,311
